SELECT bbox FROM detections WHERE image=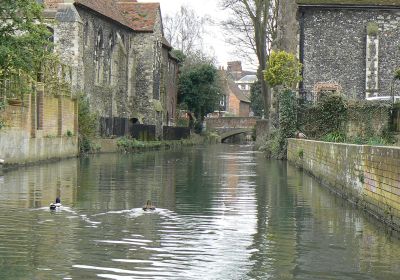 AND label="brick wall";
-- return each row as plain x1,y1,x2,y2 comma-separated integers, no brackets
42,96,59,136
0,90,78,164
287,139,400,231
228,92,240,116
239,102,250,117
